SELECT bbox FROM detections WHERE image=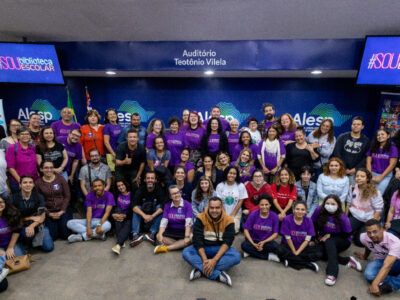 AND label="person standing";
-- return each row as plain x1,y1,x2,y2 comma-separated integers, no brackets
51,107,81,138
117,113,147,147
